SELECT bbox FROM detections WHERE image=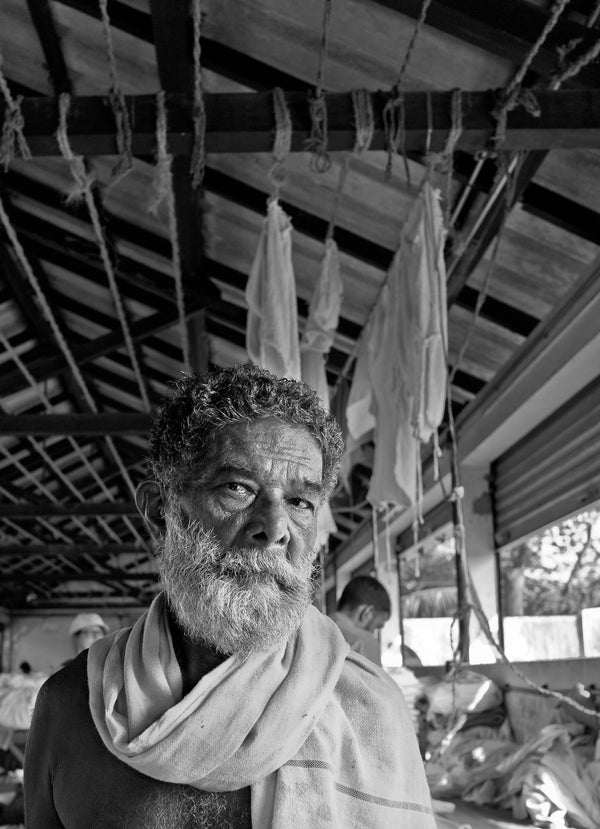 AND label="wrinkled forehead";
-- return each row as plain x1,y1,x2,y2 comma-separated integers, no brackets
181,416,324,480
